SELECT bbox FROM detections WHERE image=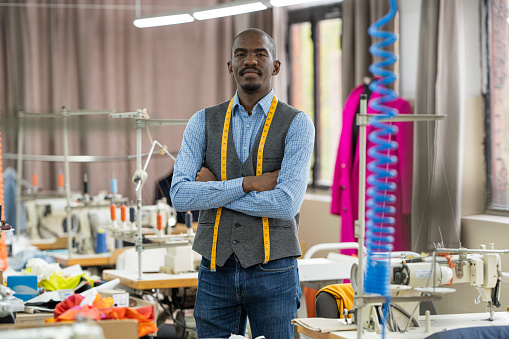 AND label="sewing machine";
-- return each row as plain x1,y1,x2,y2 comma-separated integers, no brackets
352,244,507,333
22,193,177,255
